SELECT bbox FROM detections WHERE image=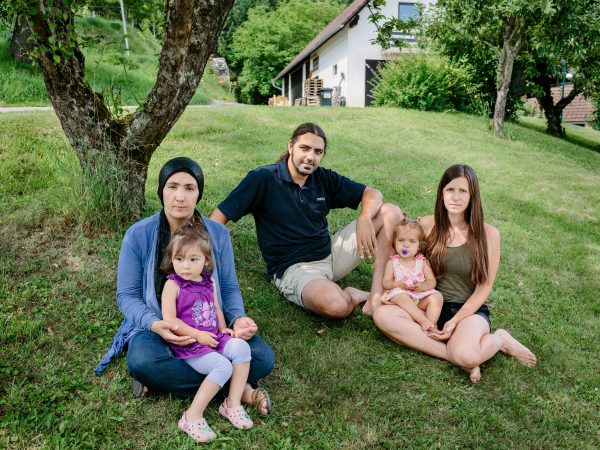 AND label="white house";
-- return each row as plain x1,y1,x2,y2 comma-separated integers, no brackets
273,0,435,107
